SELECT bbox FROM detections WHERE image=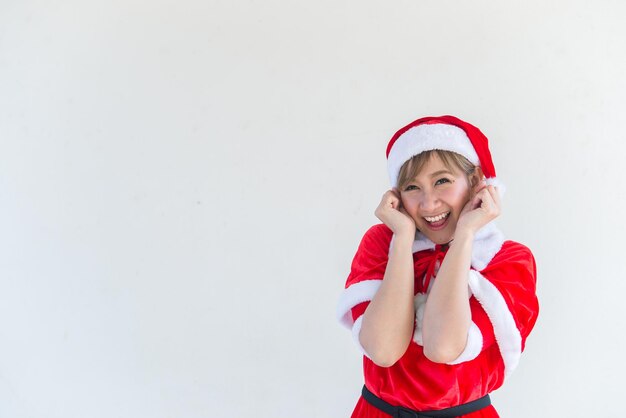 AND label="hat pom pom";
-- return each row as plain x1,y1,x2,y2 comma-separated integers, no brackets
485,177,506,198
